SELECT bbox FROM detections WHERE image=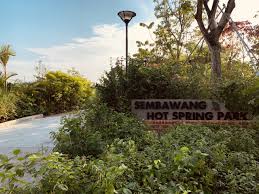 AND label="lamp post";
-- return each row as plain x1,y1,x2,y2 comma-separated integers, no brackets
118,10,136,74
